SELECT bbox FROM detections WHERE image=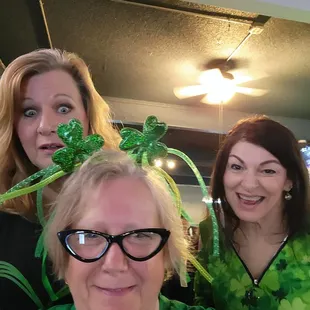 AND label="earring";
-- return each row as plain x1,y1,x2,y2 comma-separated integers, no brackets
284,191,292,200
